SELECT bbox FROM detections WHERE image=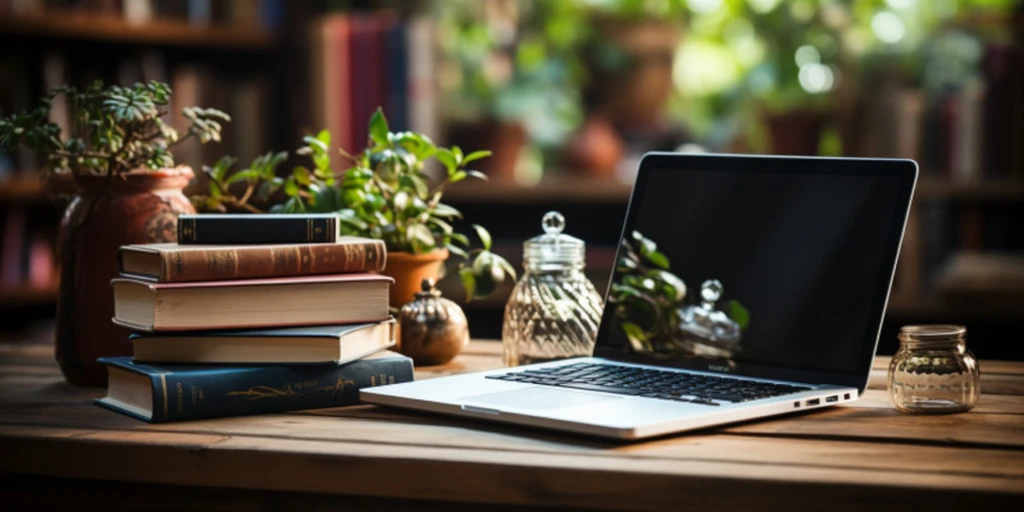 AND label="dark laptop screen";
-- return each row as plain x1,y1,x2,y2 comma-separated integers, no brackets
595,157,913,381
